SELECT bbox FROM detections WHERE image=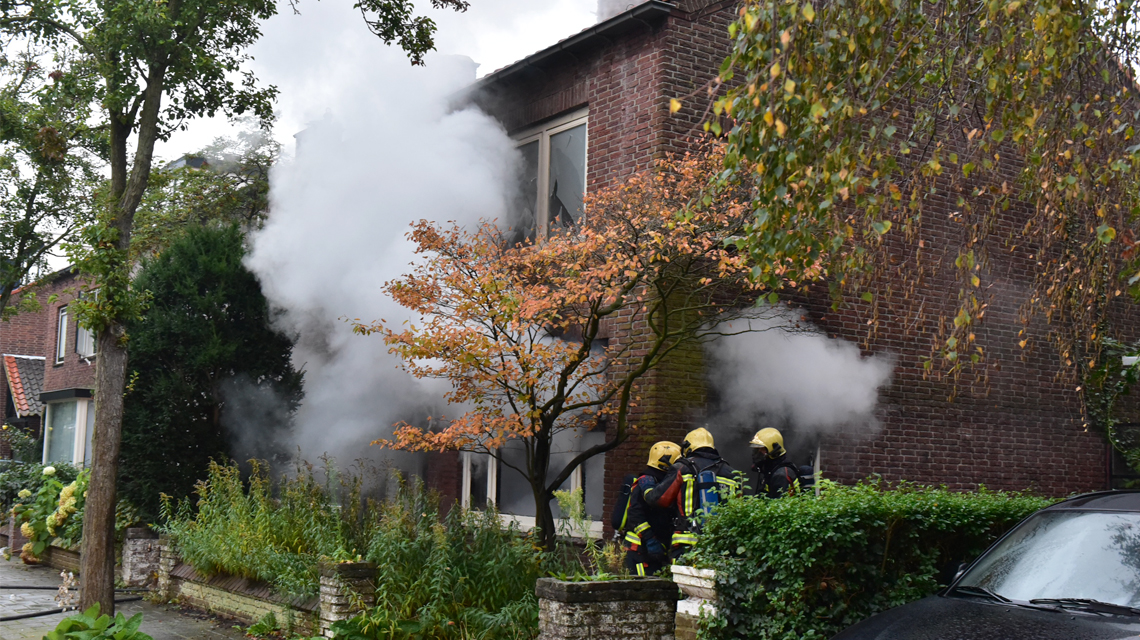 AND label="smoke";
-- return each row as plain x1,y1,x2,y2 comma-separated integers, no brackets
705,308,894,467
243,41,520,465
220,375,295,465
597,0,648,21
